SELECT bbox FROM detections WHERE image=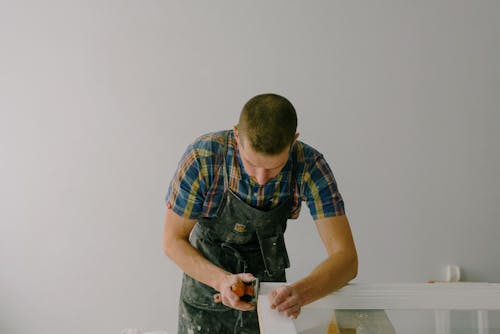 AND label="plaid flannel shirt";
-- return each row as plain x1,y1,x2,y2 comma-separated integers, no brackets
166,130,345,220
